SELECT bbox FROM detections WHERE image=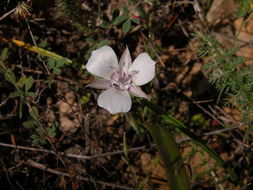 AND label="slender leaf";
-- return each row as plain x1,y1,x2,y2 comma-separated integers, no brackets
146,124,190,190
23,120,36,129
131,17,141,24
100,22,110,29
1,48,8,60
32,139,40,144
5,69,16,84
25,76,33,92
19,95,24,118
53,68,61,75
10,39,72,64
123,133,129,161
29,106,39,119
48,124,57,137
36,128,44,136
9,91,23,98
17,75,27,88
26,92,36,98
31,134,39,139
122,19,131,33
113,15,128,25
38,139,46,144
